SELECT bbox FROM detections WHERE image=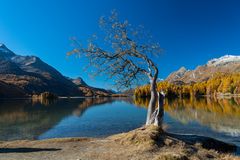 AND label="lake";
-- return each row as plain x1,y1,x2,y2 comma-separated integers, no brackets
0,97,240,150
